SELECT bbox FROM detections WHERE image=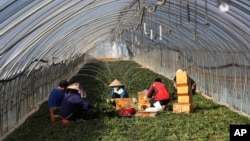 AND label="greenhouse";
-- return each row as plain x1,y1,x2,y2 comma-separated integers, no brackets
0,0,249,140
